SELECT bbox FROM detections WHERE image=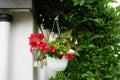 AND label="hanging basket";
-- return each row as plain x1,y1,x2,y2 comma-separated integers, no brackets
47,56,68,71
